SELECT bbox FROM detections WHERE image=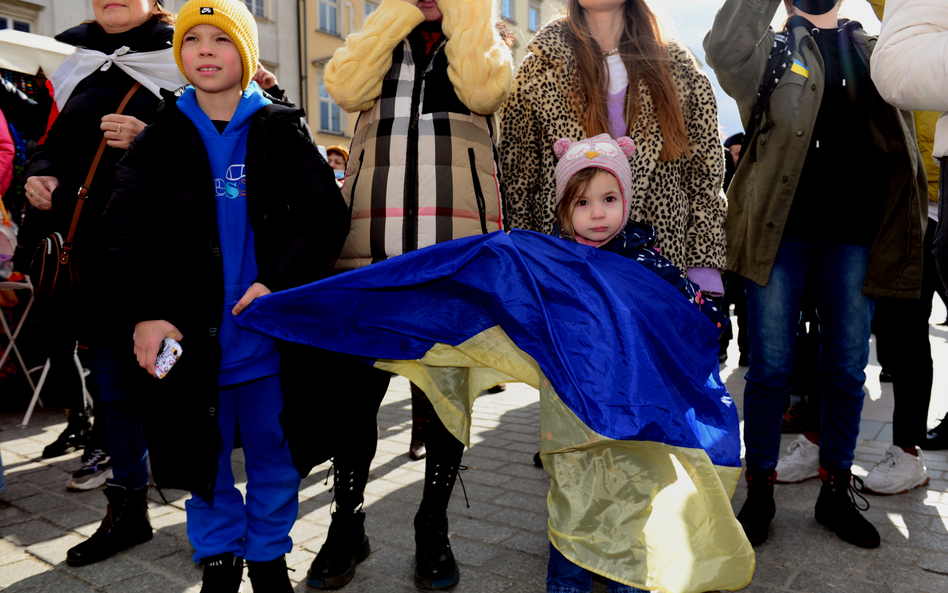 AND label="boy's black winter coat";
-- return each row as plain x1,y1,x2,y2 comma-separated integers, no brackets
102,90,349,500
